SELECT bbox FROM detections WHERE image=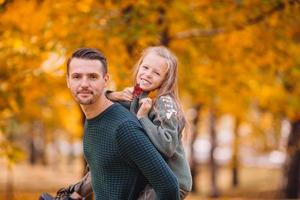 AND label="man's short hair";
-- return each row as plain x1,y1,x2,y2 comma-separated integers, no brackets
67,48,108,75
